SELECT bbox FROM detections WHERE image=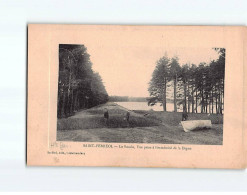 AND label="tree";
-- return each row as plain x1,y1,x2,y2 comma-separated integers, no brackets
148,55,169,111
178,64,190,112
214,48,225,114
57,44,108,118
188,64,197,113
148,48,225,114
168,57,181,112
